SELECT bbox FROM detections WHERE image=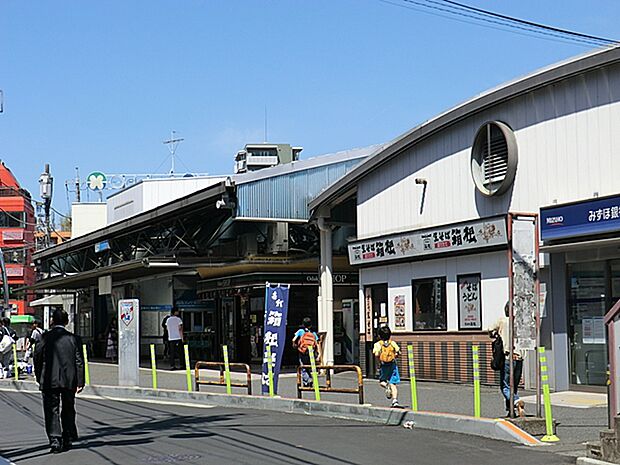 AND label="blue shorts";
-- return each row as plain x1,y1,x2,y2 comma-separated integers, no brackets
379,362,400,385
